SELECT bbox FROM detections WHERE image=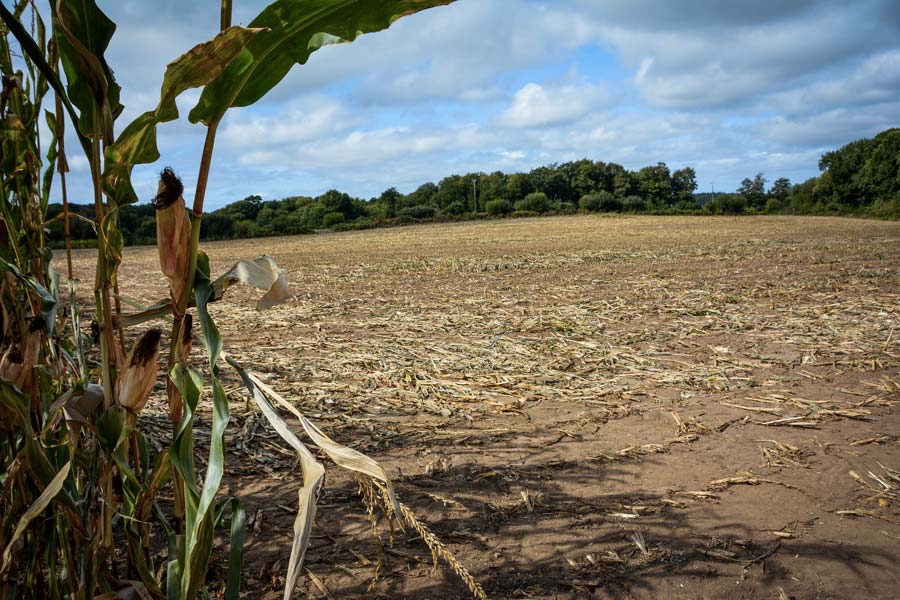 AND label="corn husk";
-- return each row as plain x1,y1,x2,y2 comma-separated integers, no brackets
115,329,162,414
